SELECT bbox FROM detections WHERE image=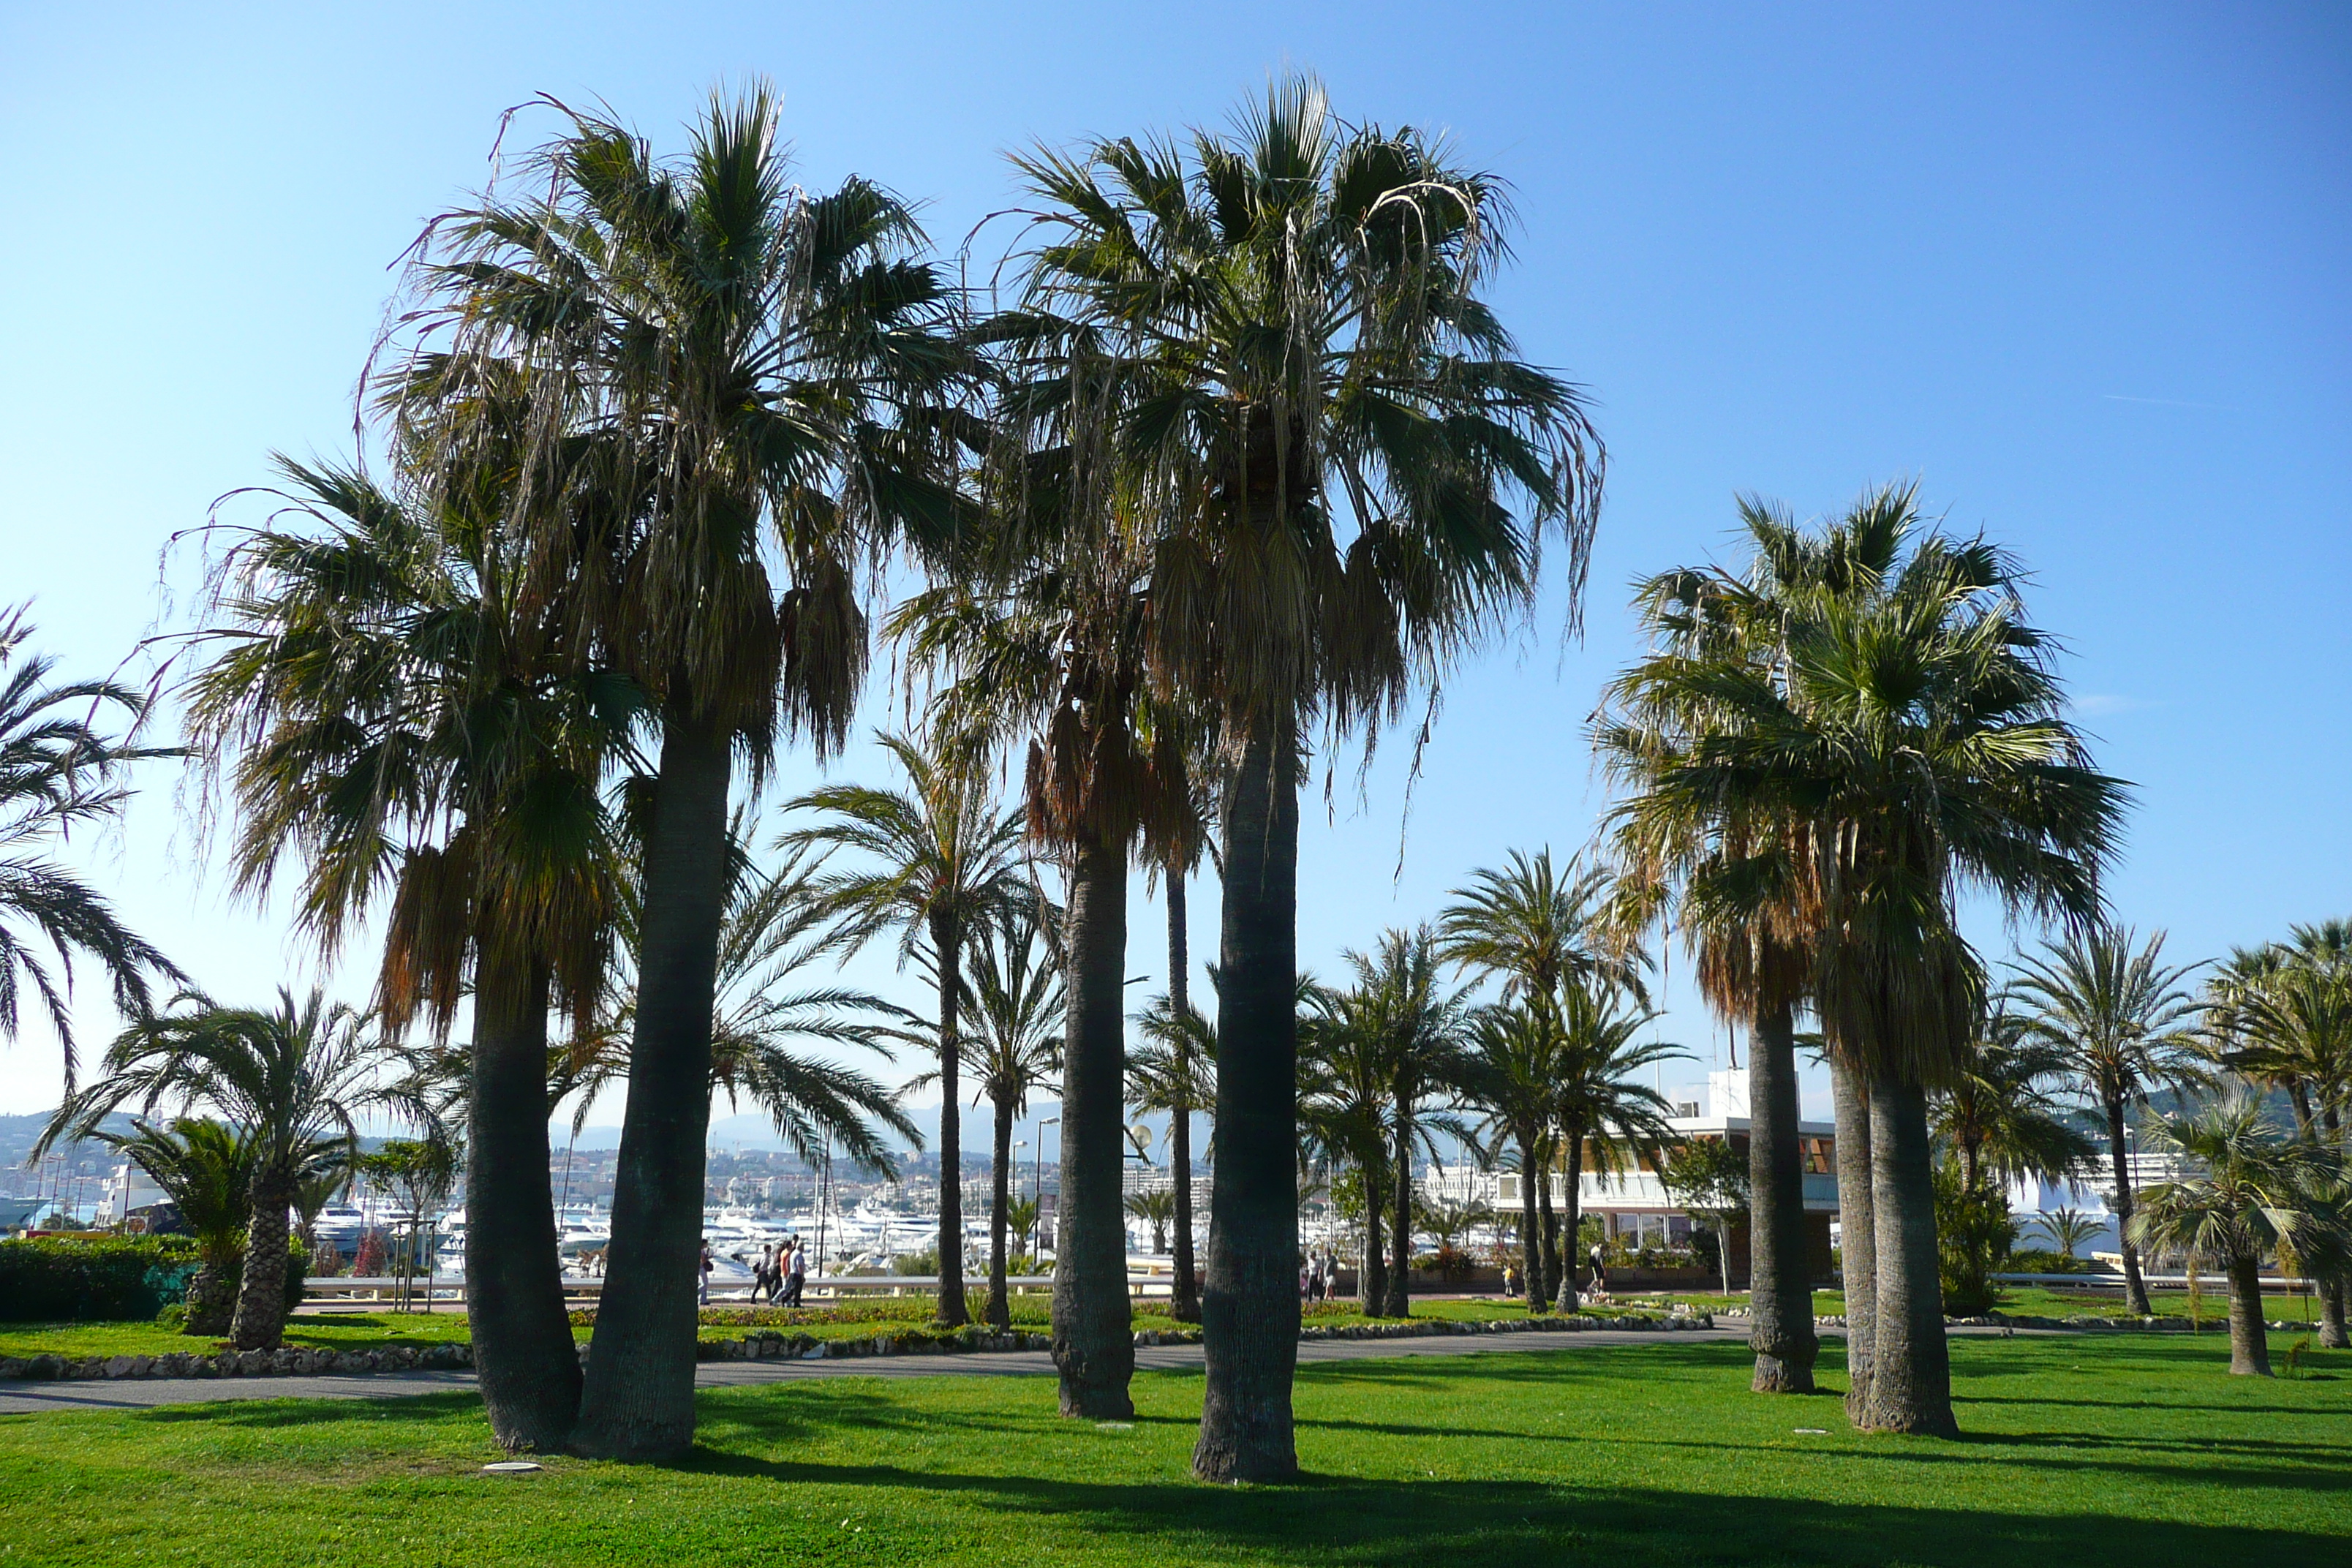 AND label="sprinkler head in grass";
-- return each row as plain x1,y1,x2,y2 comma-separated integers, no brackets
482,1460,543,1474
